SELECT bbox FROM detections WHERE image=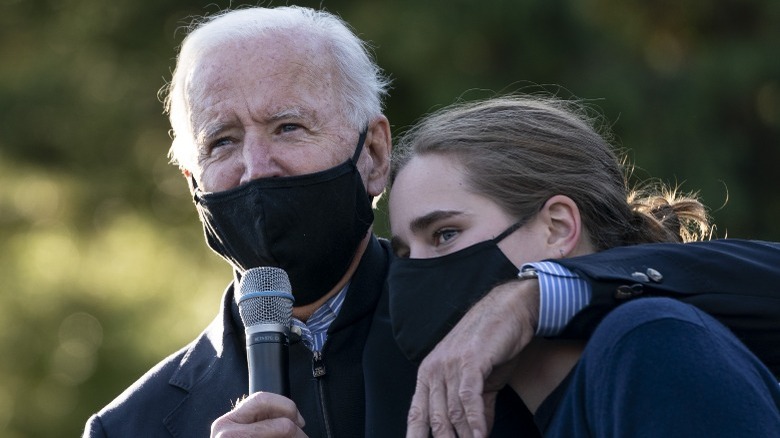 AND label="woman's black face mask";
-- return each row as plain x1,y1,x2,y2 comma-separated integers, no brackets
192,130,374,306
388,222,522,363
